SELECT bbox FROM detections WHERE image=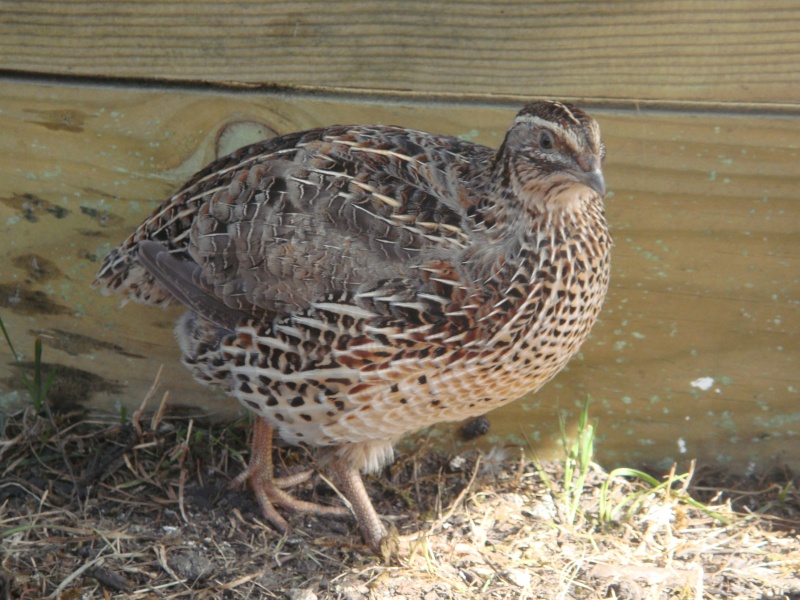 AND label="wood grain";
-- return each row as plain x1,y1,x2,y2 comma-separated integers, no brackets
0,80,797,473
1,1,799,105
